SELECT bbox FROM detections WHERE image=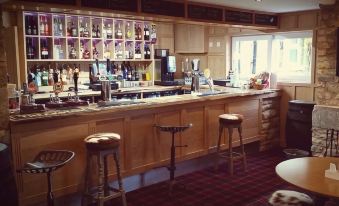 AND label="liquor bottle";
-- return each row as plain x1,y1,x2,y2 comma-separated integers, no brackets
93,44,99,59
32,19,38,35
125,22,132,39
41,39,49,59
134,65,140,81
67,65,74,85
106,24,112,39
26,16,32,35
127,65,132,81
35,67,42,87
80,41,84,59
58,18,63,36
96,25,101,38
54,18,58,36
83,45,90,59
83,23,89,37
116,42,123,59
103,42,111,59
71,21,77,37
131,64,135,81
53,67,59,83
127,43,134,59
67,22,71,37
92,24,97,38
41,67,49,86
135,24,142,40
44,17,49,36
145,64,151,81
61,66,68,85
26,38,35,59
135,44,141,59
27,68,35,84
69,43,77,59
48,65,54,86
144,44,151,59
144,24,150,41
115,22,122,39
79,20,84,37
40,16,45,35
